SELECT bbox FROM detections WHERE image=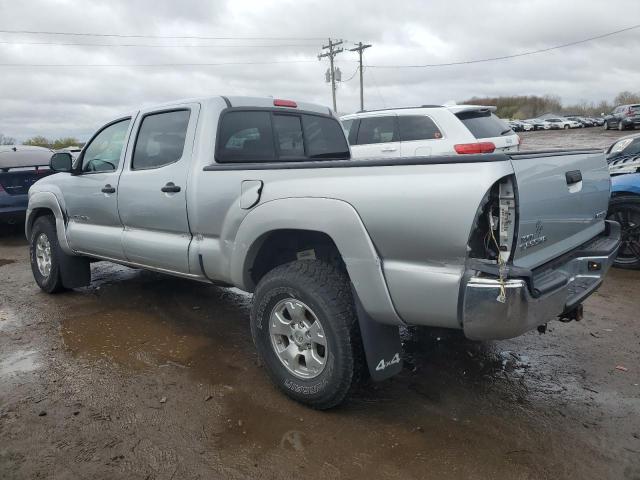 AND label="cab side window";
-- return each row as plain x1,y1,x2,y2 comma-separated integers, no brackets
132,110,190,170
356,116,398,145
81,119,131,172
